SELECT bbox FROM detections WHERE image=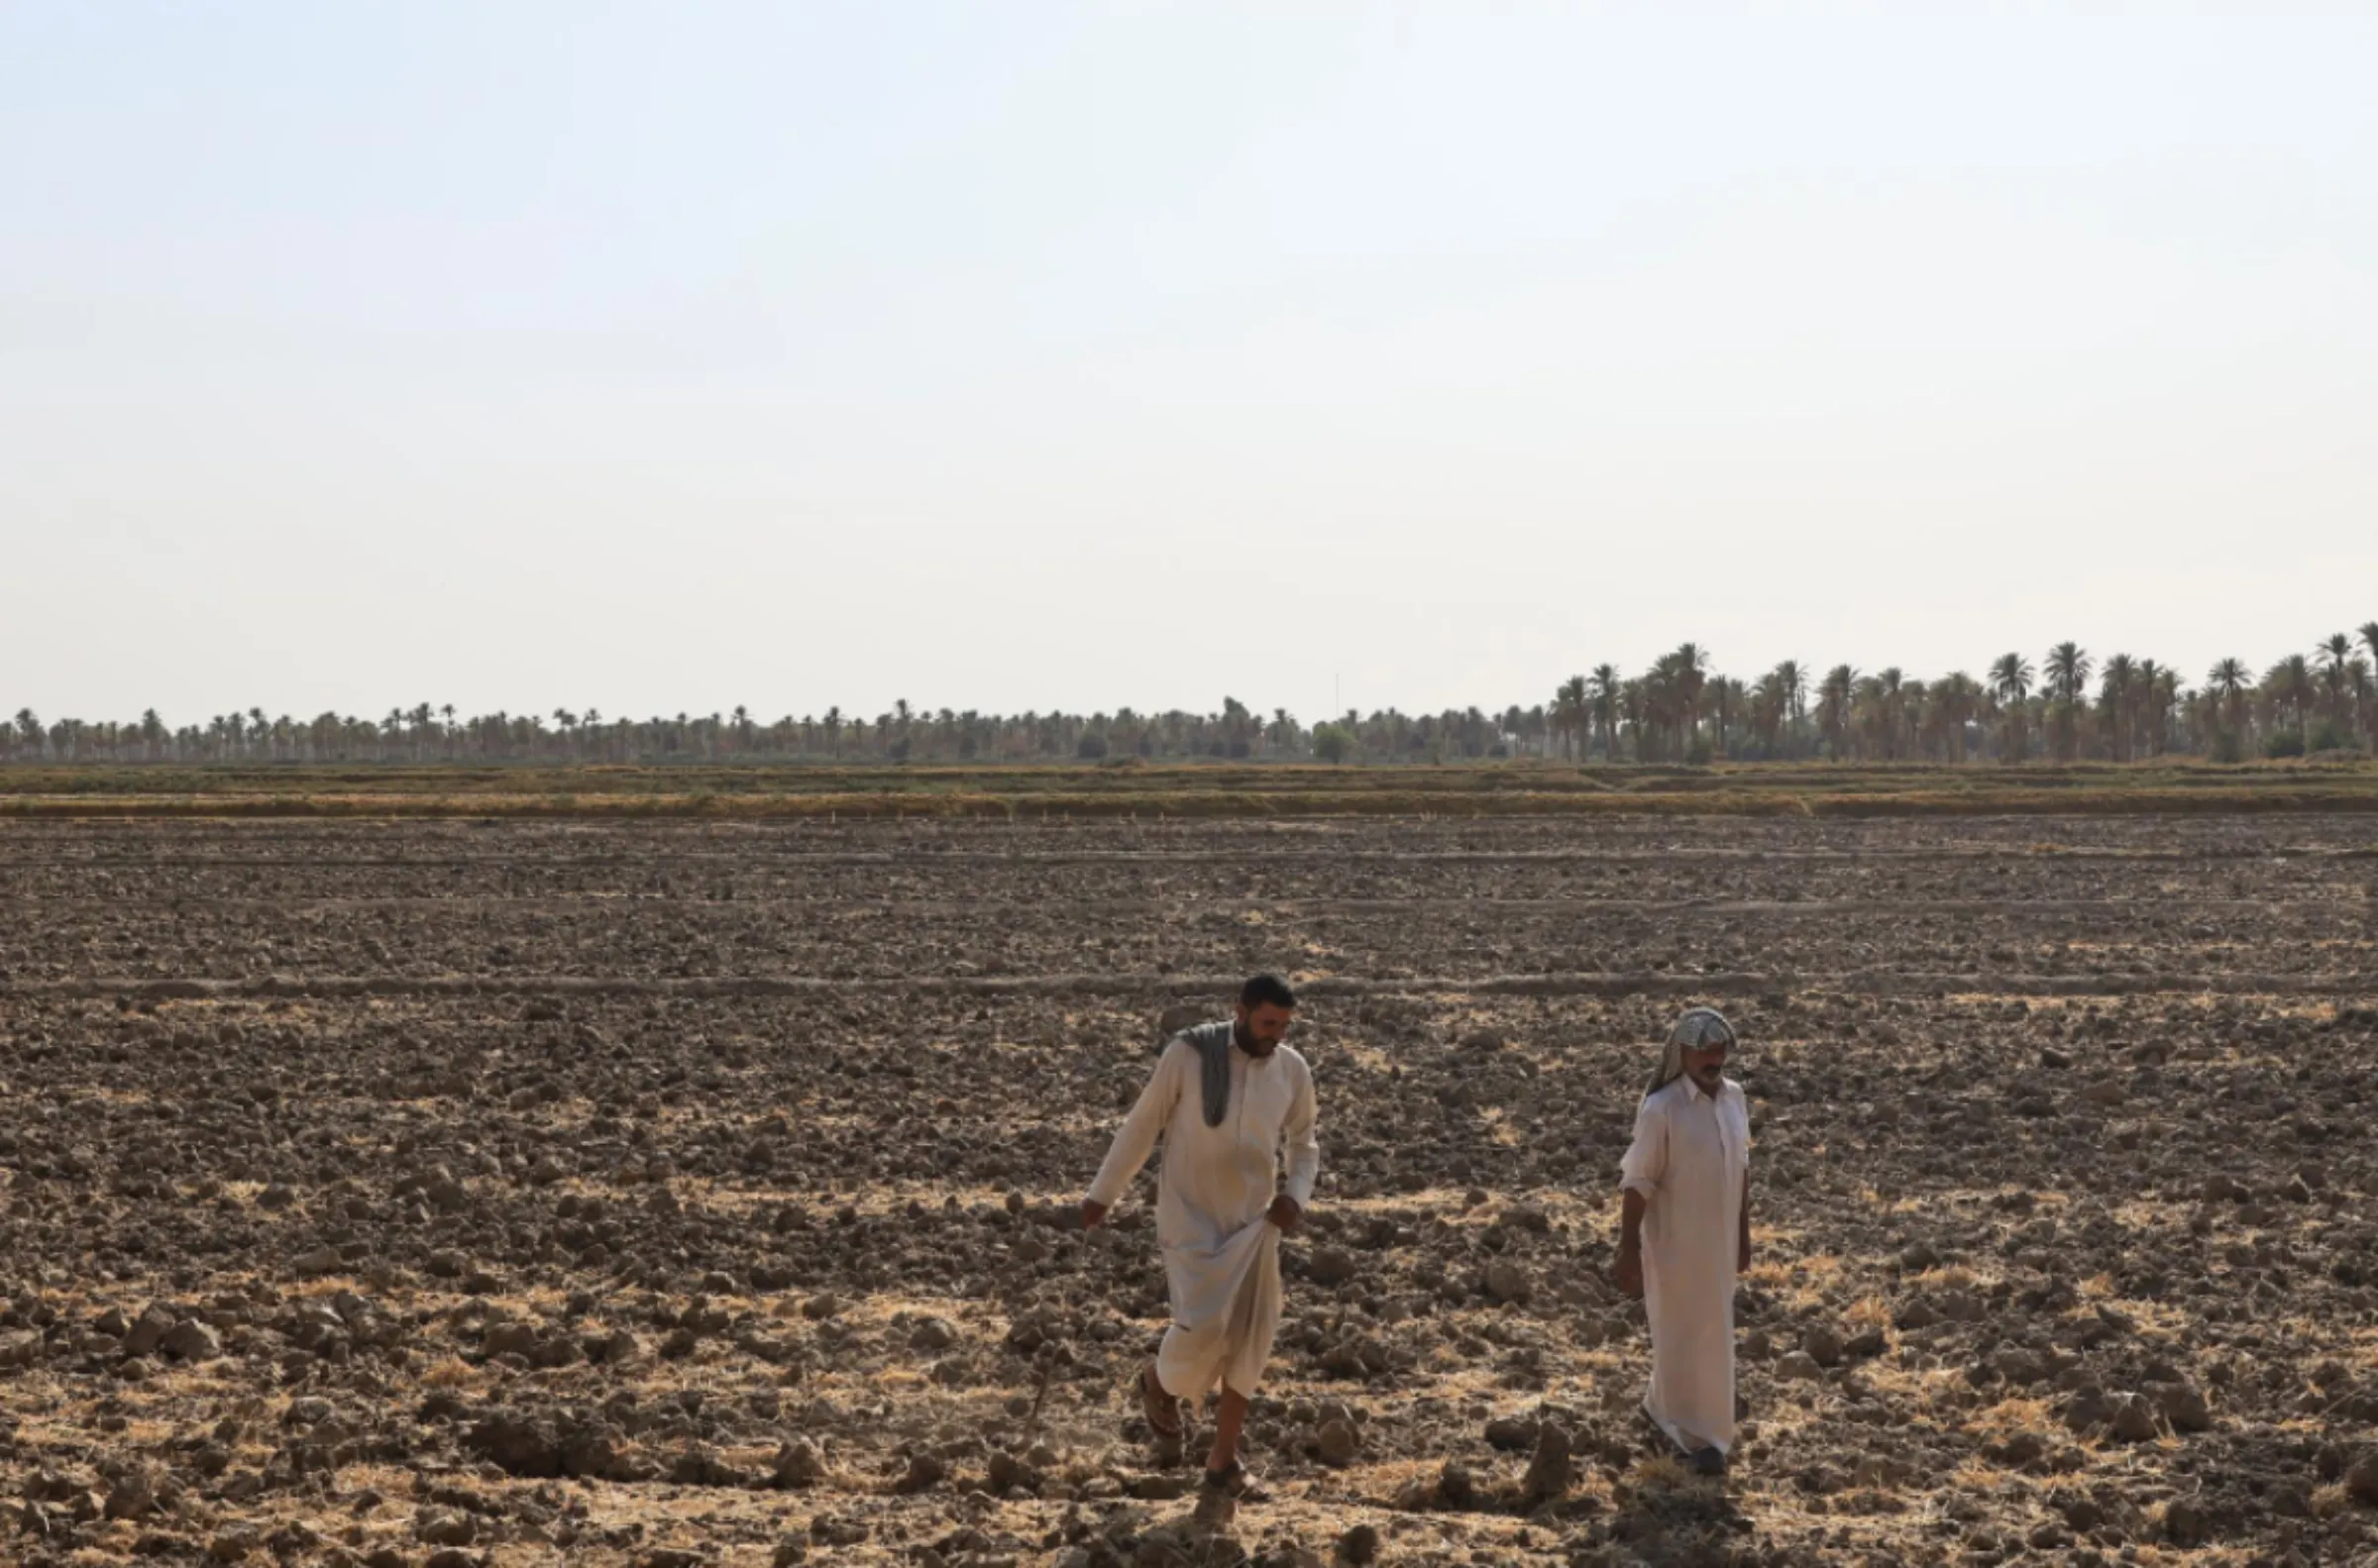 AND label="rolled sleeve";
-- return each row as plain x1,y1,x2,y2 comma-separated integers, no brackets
1281,1064,1320,1206
1618,1094,1668,1198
